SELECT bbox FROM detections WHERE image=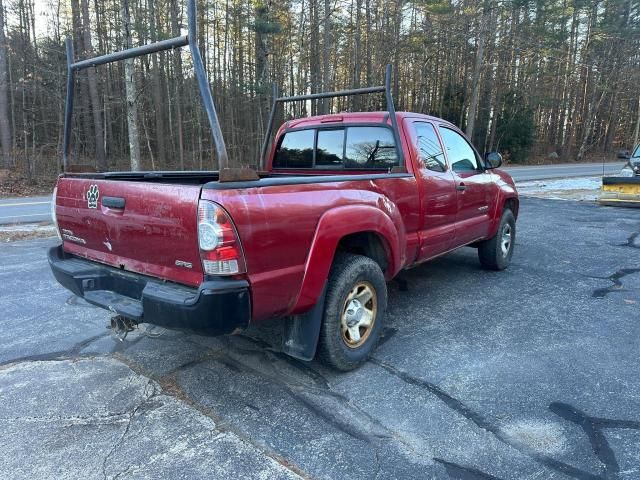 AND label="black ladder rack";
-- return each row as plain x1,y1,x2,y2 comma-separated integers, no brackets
62,0,228,172
259,64,404,170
